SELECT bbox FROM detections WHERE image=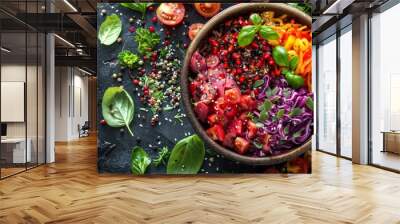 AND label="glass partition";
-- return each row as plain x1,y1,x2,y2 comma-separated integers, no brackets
317,35,337,154
339,26,352,158
370,3,400,171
